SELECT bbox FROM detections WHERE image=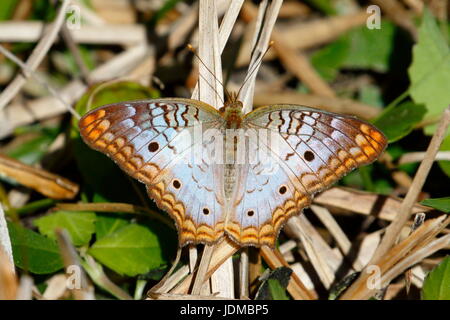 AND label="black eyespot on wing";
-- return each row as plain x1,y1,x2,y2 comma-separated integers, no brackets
203,208,210,215
304,150,315,161
279,186,287,194
247,210,254,217
148,142,159,152
172,179,181,189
